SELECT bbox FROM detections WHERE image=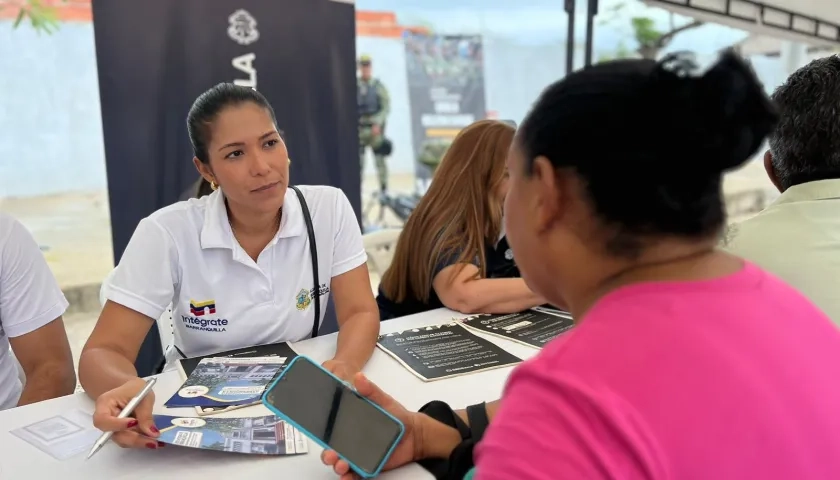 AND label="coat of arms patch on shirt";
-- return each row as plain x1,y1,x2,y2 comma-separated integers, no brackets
295,289,311,311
